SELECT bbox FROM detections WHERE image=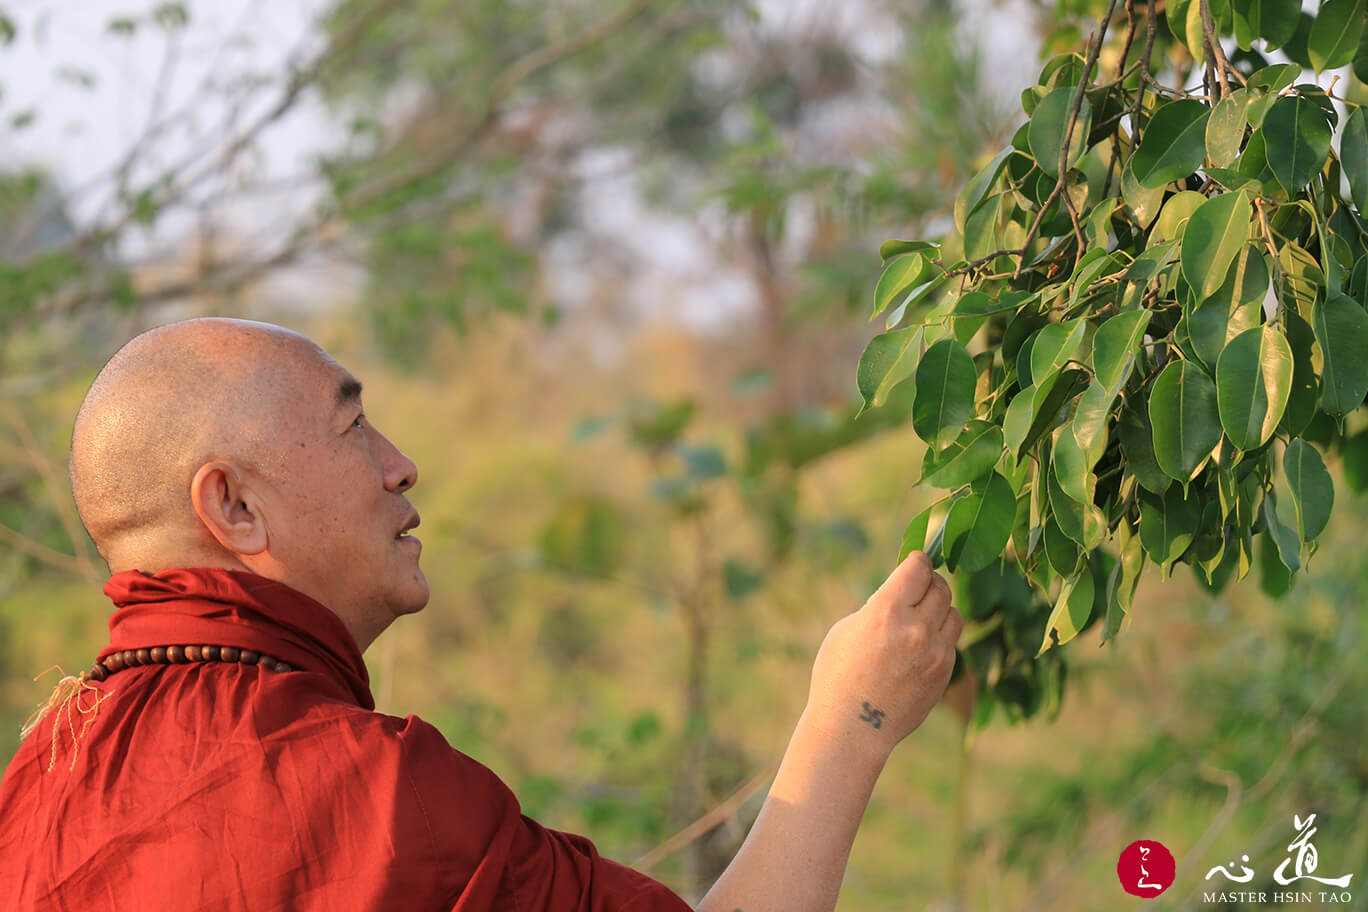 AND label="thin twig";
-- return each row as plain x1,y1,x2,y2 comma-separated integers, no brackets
632,766,774,872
